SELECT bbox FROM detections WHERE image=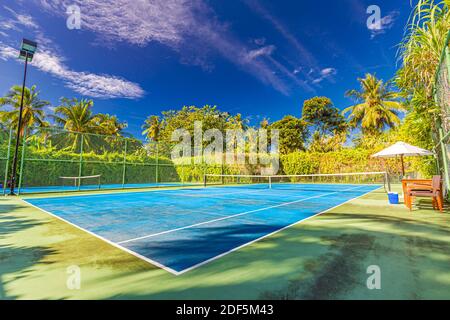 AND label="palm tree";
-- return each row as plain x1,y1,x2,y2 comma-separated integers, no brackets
94,114,128,136
50,98,99,150
343,74,404,135
51,98,97,133
142,115,162,142
260,118,270,129
0,85,50,137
